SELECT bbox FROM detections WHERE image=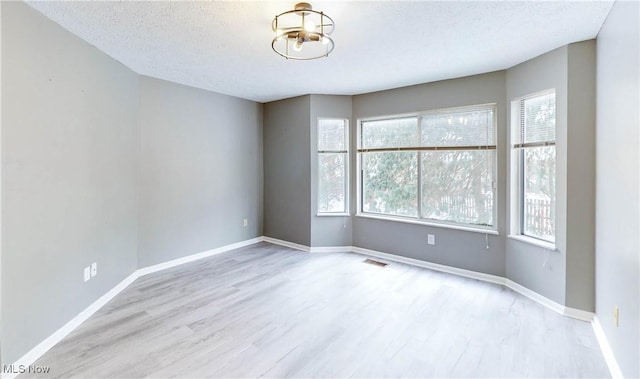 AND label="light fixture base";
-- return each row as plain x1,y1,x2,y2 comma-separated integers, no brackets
294,2,313,14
